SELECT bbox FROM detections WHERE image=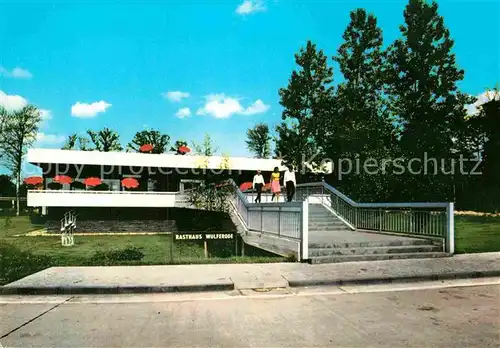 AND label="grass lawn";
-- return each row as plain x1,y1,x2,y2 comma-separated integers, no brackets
0,216,287,267
455,215,500,253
